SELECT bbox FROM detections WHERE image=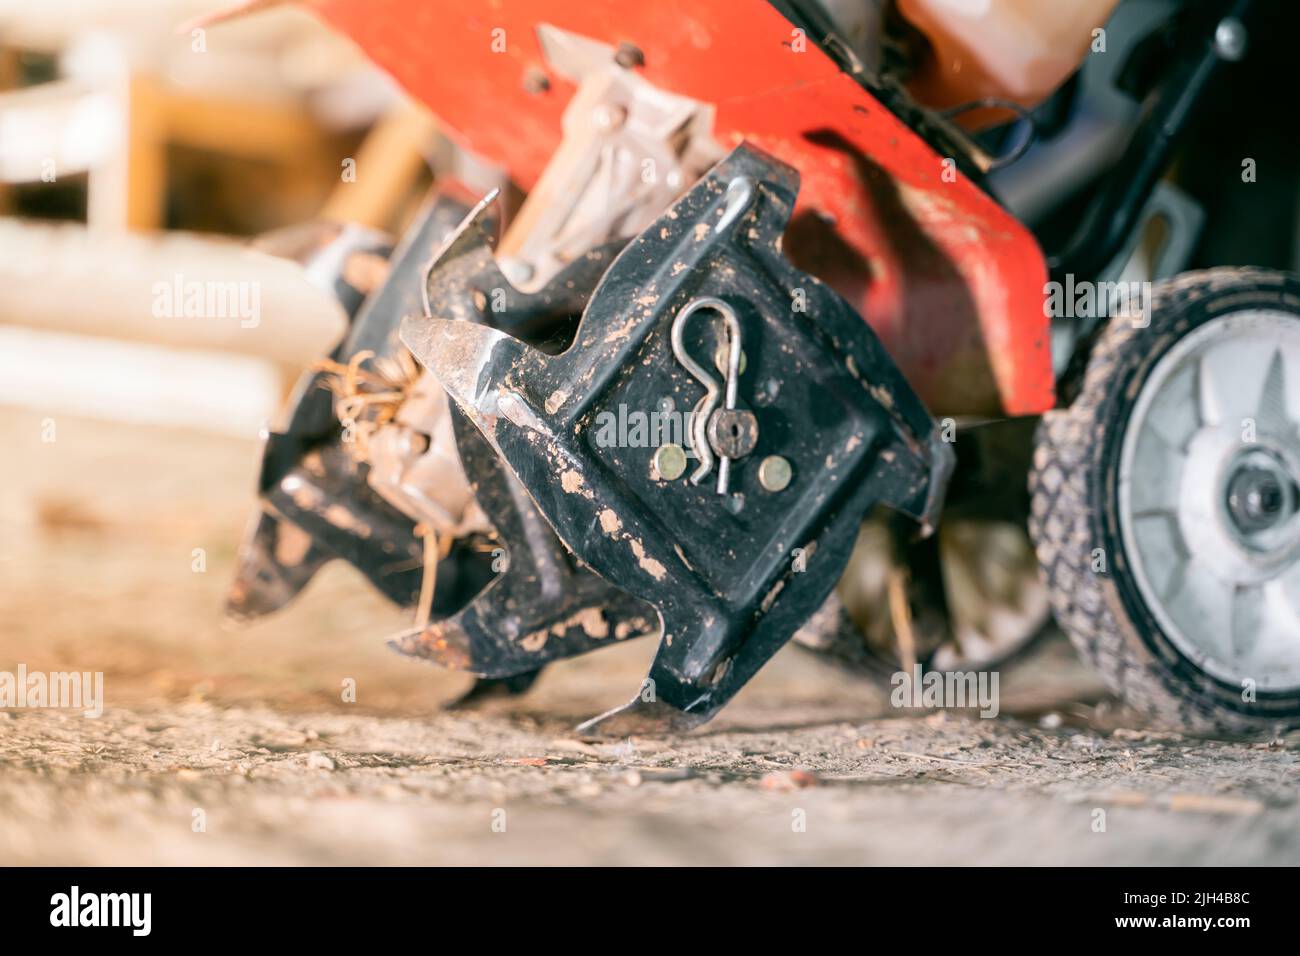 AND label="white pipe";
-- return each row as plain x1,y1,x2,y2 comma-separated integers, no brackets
0,218,346,365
